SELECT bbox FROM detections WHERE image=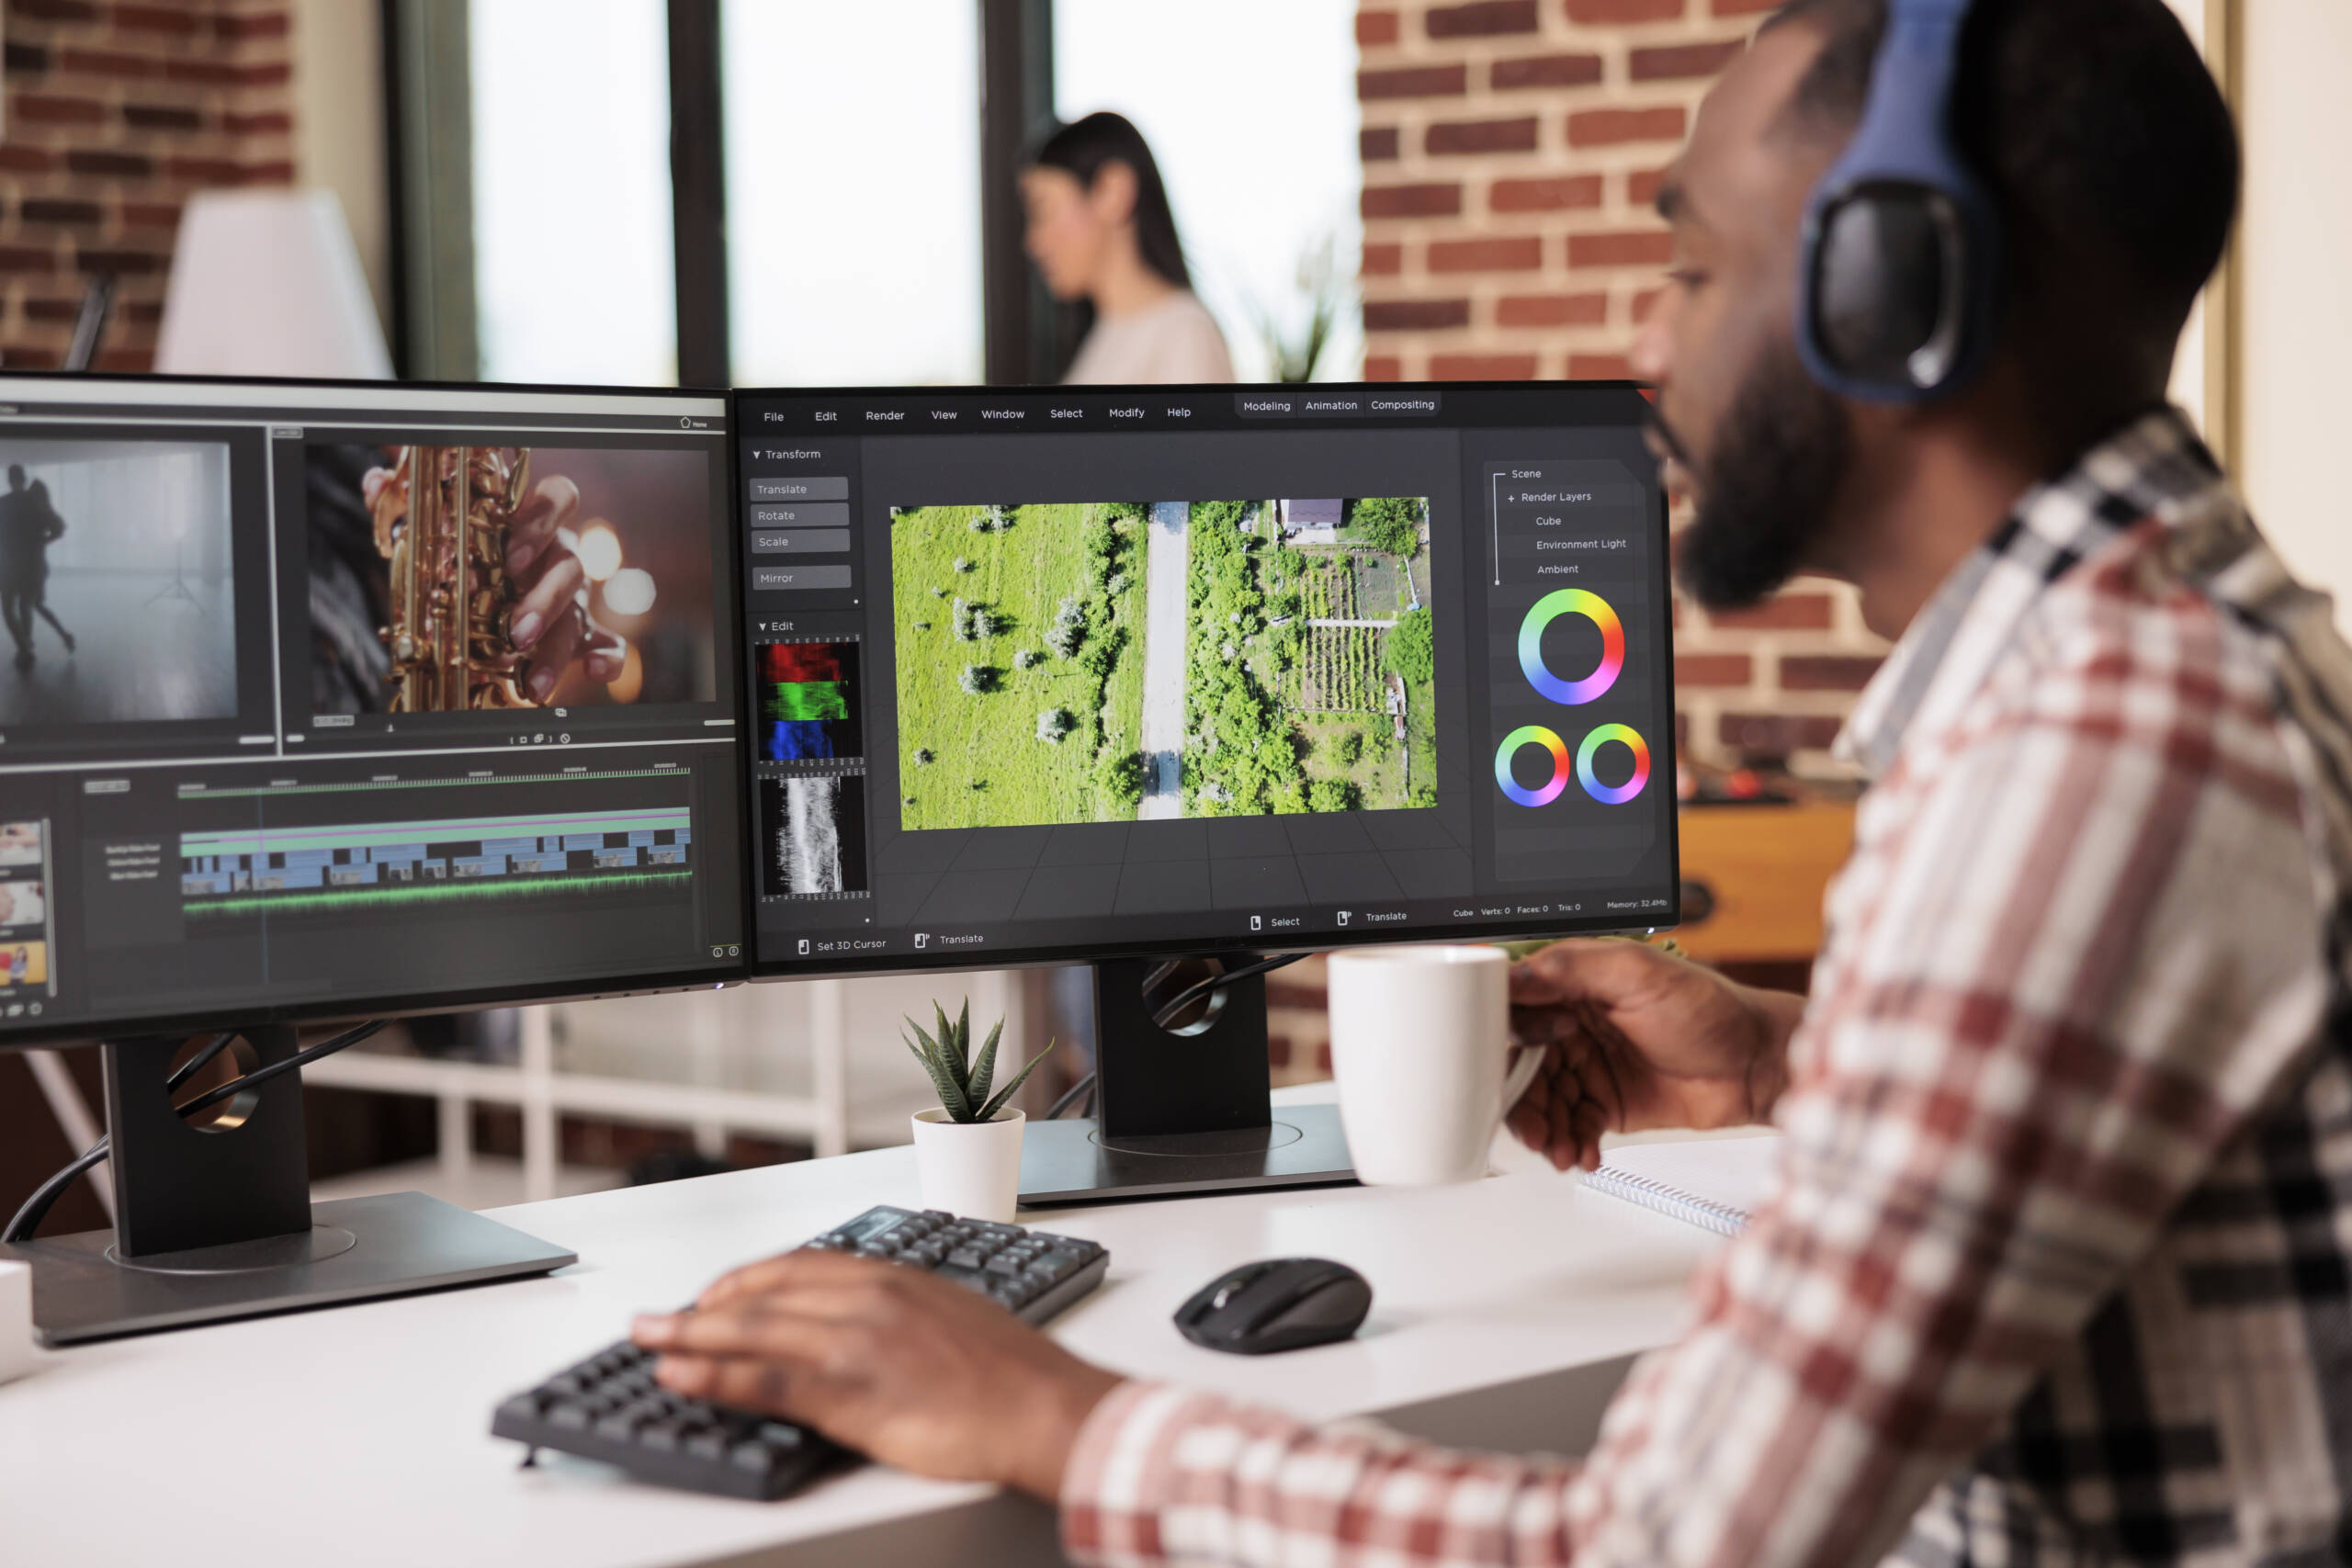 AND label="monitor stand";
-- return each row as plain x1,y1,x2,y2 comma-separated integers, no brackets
1019,956,1357,1205
3,1029,575,1347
